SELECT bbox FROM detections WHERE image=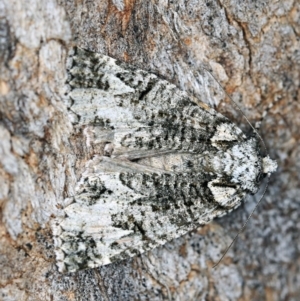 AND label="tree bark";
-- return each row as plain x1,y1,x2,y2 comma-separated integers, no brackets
0,0,299,300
